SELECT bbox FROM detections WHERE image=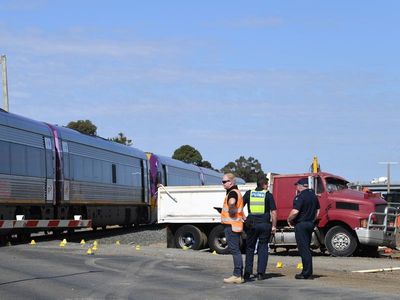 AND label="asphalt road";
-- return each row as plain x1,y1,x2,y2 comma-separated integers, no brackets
0,242,399,300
